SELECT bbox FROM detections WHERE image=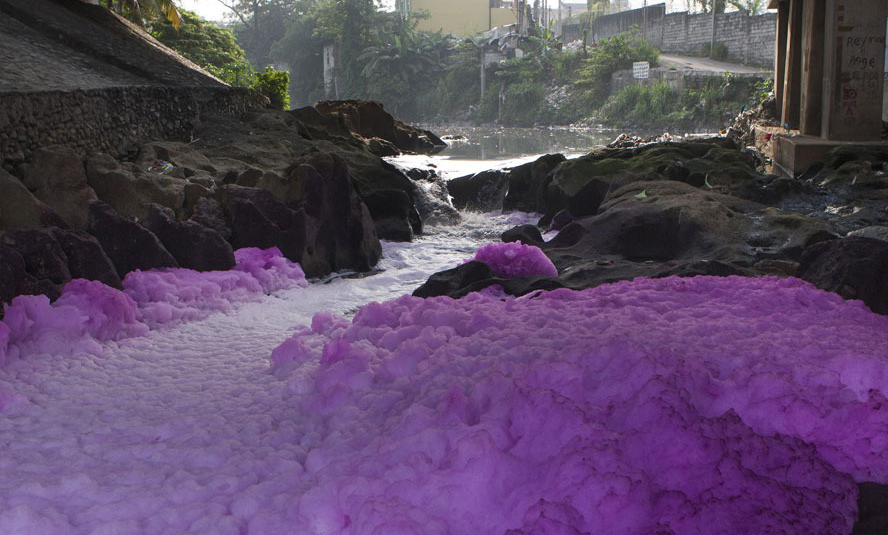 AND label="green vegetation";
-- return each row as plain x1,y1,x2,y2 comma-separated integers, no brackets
596,73,765,130
149,9,252,80
149,9,291,109
100,0,181,29
700,42,729,61
250,67,291,109
141,0,770,129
